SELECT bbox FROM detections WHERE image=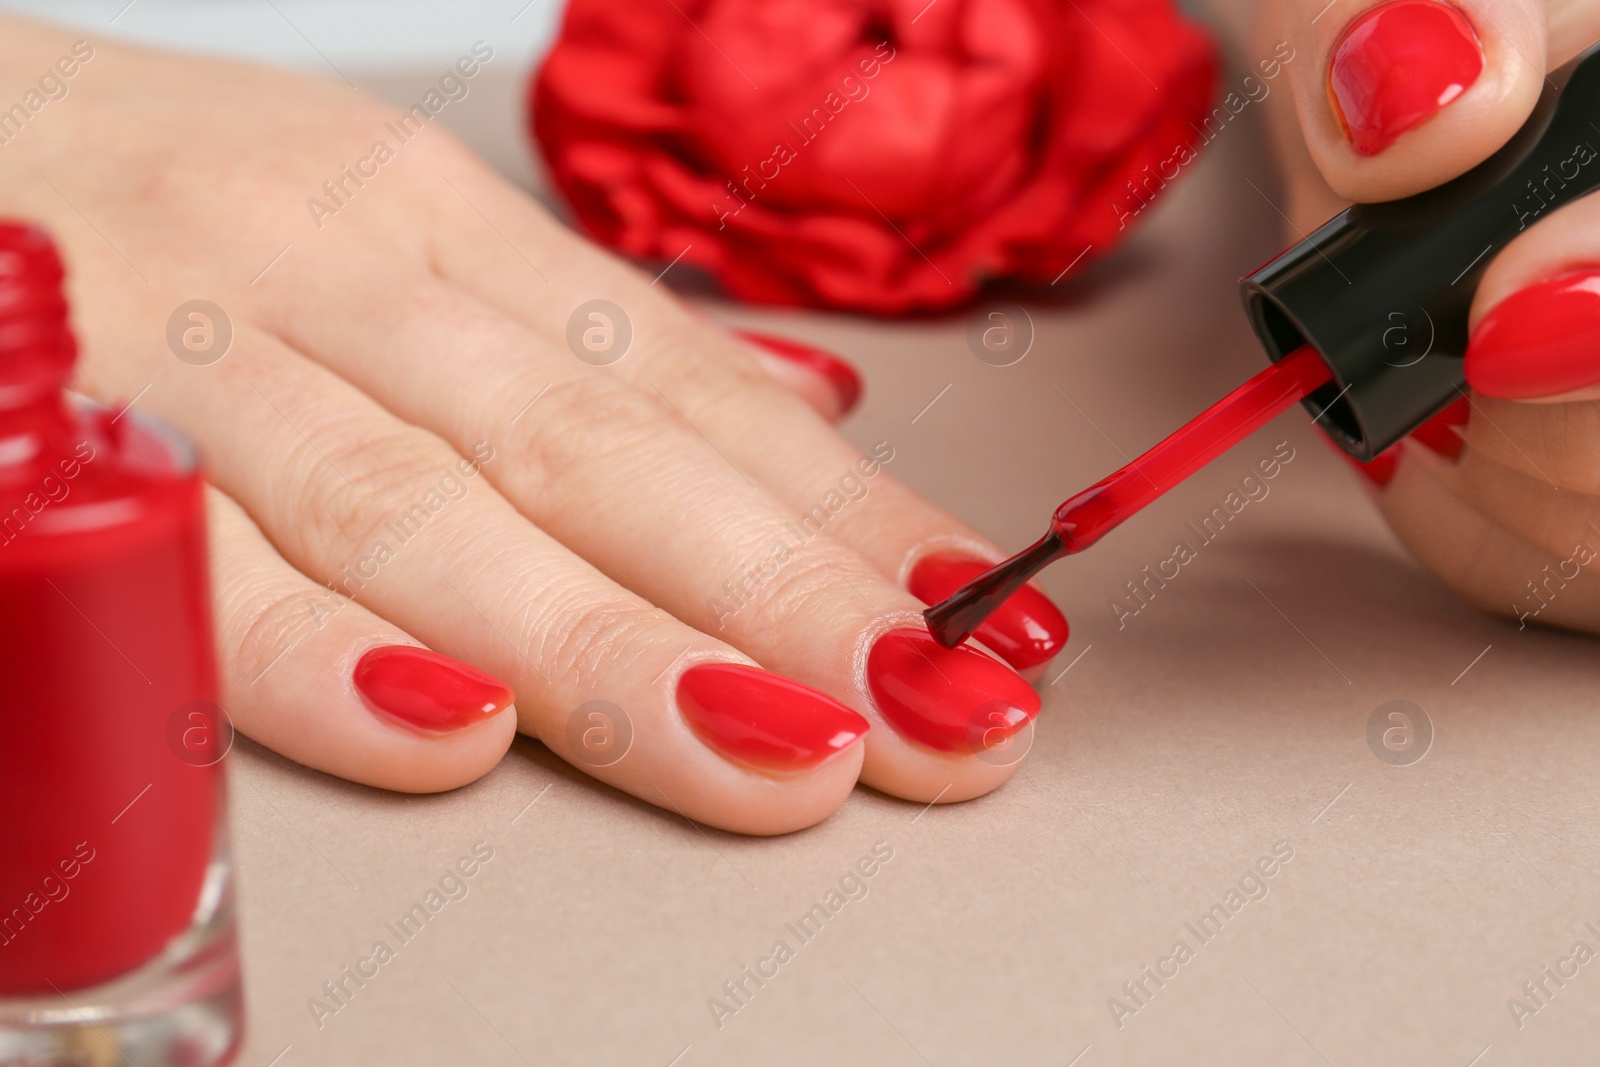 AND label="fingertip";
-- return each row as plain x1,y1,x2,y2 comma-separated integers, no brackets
1466,269,1600,400
906,553,1070,672
1326,0,1484,157
865,628,1039,755
735,328,862,421
368,702,520,795
674,661,870,775
332,640,520,793
207,487,517,795
352,644,515,732
1294,0,1543,202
